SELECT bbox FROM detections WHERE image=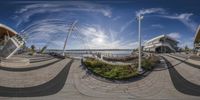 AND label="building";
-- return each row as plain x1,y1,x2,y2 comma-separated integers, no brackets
0,24,17,49
143,34,179,53
194,26,200,50
194,25,200,55
0,23,24,59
